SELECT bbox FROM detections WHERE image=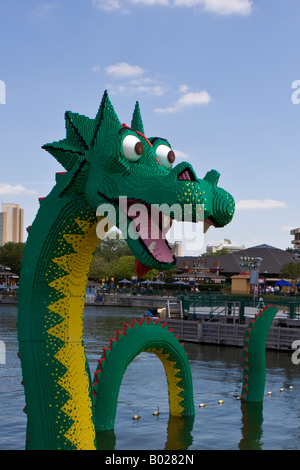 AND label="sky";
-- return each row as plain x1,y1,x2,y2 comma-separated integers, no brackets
0,0,300,256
